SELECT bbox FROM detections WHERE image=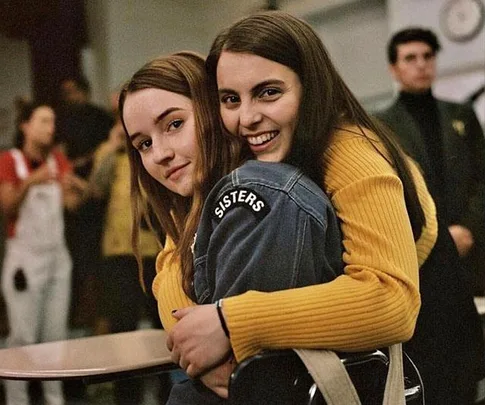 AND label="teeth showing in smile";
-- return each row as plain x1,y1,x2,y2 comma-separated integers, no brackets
247,131,278,146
